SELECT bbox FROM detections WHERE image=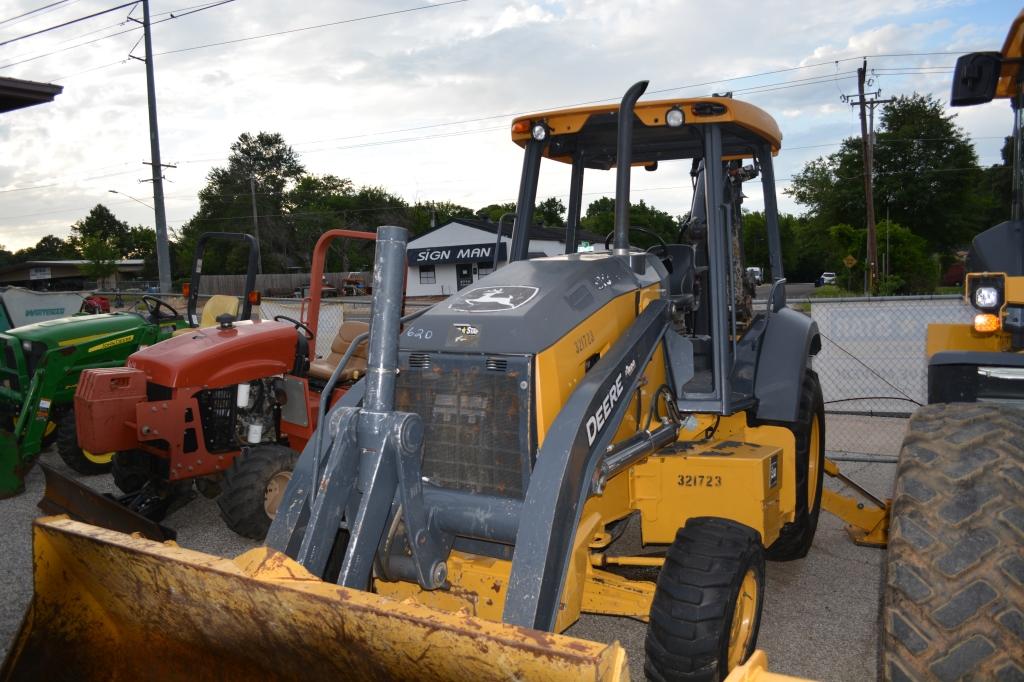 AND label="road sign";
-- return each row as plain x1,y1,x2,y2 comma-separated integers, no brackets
843,255,857,269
